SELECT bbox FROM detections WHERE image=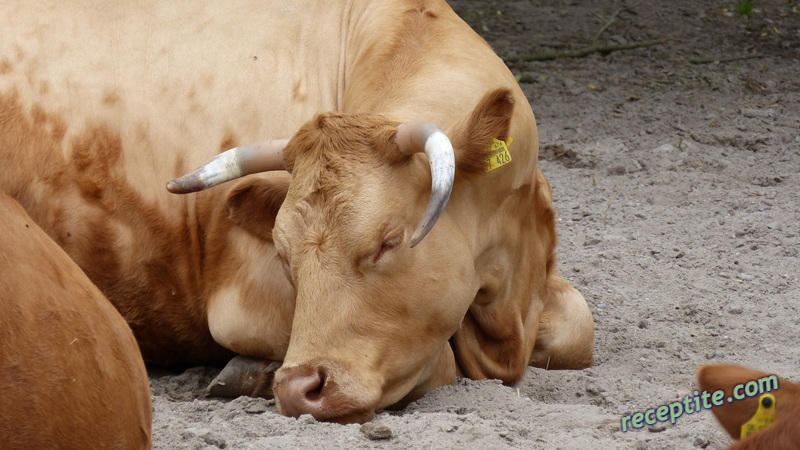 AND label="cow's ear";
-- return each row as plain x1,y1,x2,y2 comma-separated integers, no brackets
448,87,515,178
697,364,765,440
225,176,290,242
696,364,800,440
